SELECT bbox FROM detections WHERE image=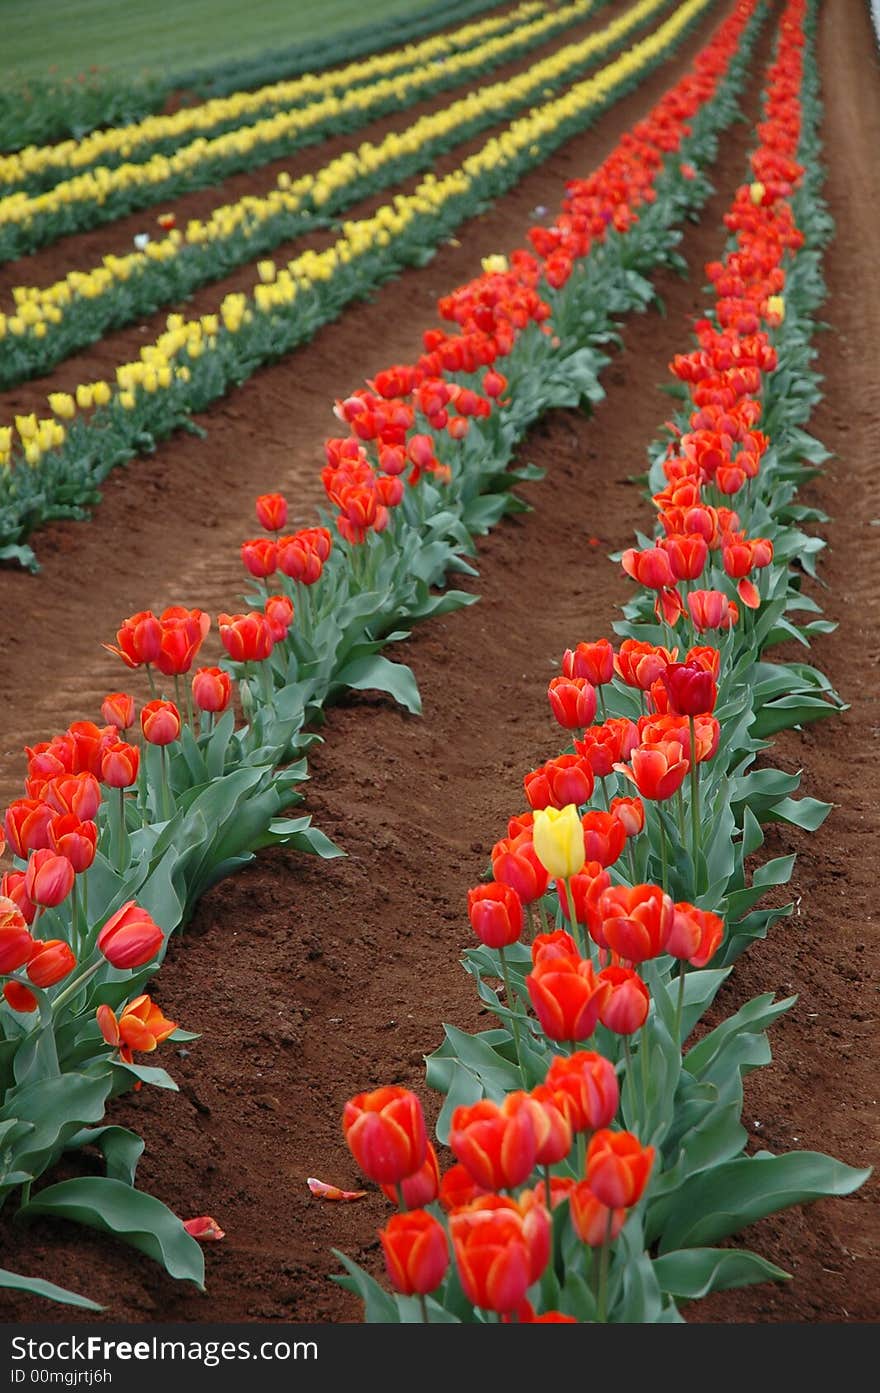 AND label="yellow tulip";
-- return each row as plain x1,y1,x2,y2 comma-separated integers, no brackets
749,181,765,206
257,260,276,283
481,254,509,275
76,384,94,409
532,805,585,881
118,390,137,410
15,413,38,441
766,294,785,322
48,392,76,419
91,381,111,405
